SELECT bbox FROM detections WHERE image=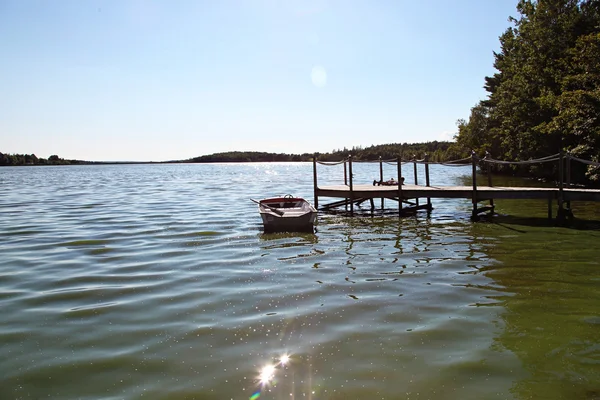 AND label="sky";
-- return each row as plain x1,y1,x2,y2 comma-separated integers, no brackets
1,0,519,162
